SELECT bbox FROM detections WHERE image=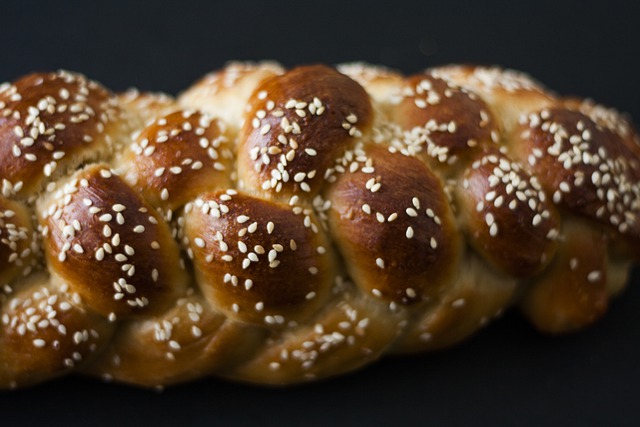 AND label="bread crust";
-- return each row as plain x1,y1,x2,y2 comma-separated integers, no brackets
0,62,637,388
